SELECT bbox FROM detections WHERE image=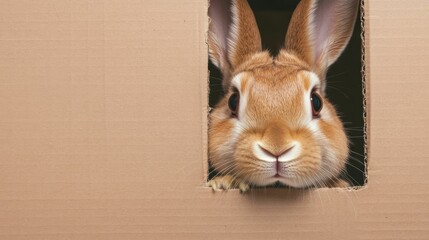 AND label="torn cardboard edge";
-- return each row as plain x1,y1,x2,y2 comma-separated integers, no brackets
360,0,369,187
